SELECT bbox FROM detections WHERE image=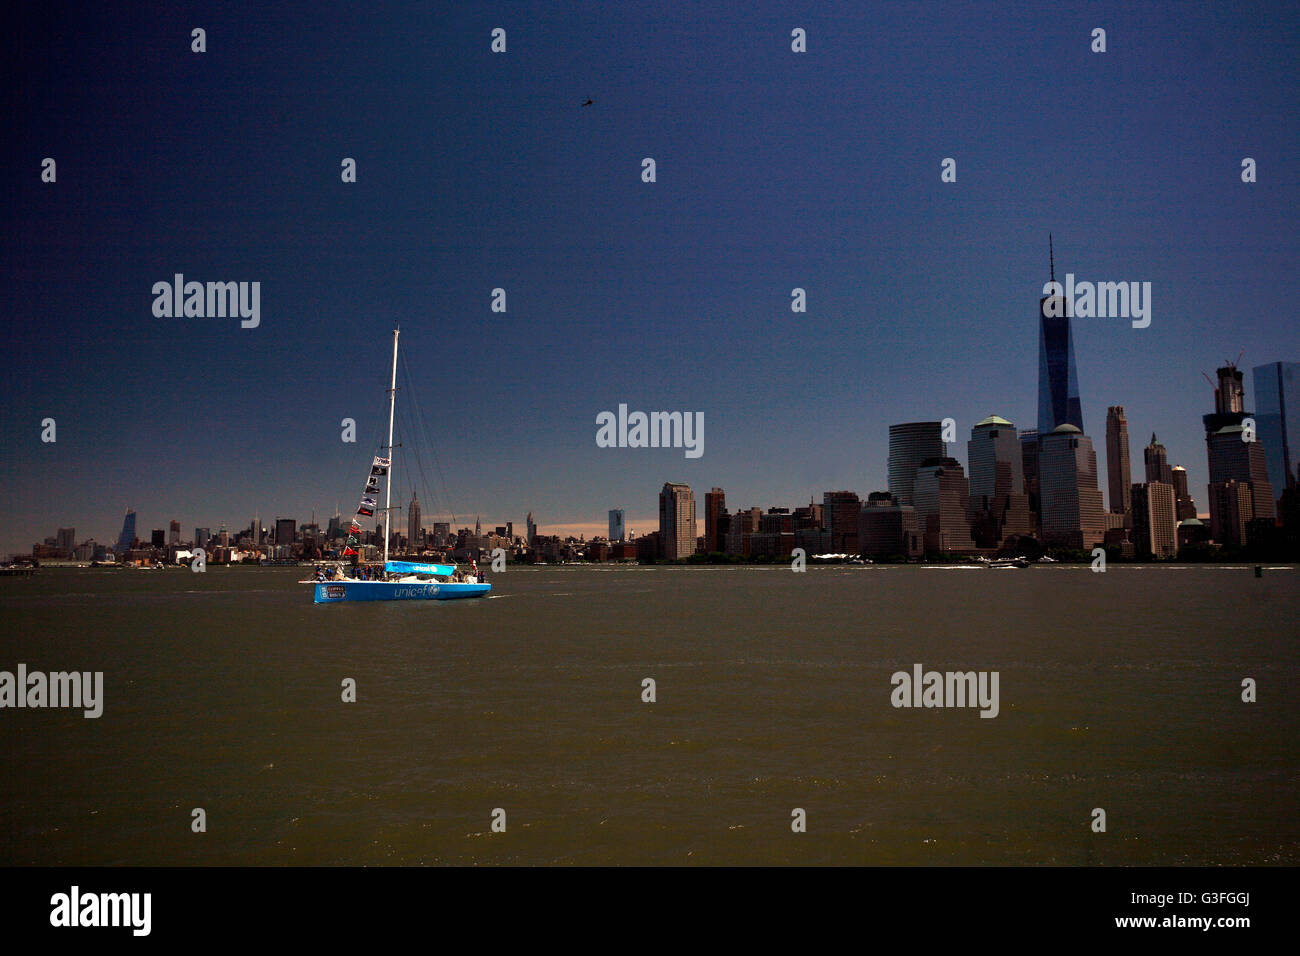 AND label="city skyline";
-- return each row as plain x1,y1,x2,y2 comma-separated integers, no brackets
14,346,1295,558
5,2,1298,557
